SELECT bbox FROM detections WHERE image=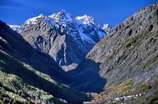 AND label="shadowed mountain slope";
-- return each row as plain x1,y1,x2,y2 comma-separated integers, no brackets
0,20,89,104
